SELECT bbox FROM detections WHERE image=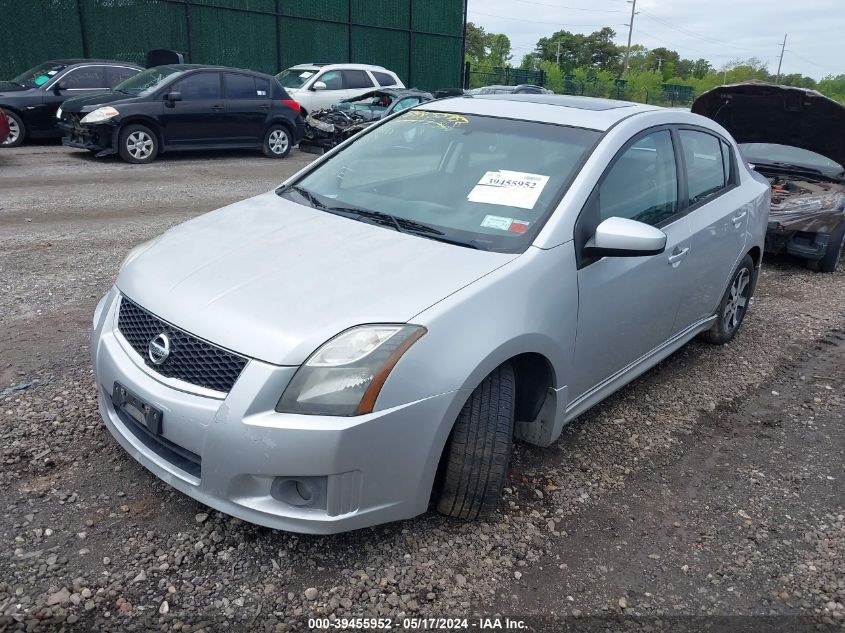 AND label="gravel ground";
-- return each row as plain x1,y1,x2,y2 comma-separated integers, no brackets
1,144,843,632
